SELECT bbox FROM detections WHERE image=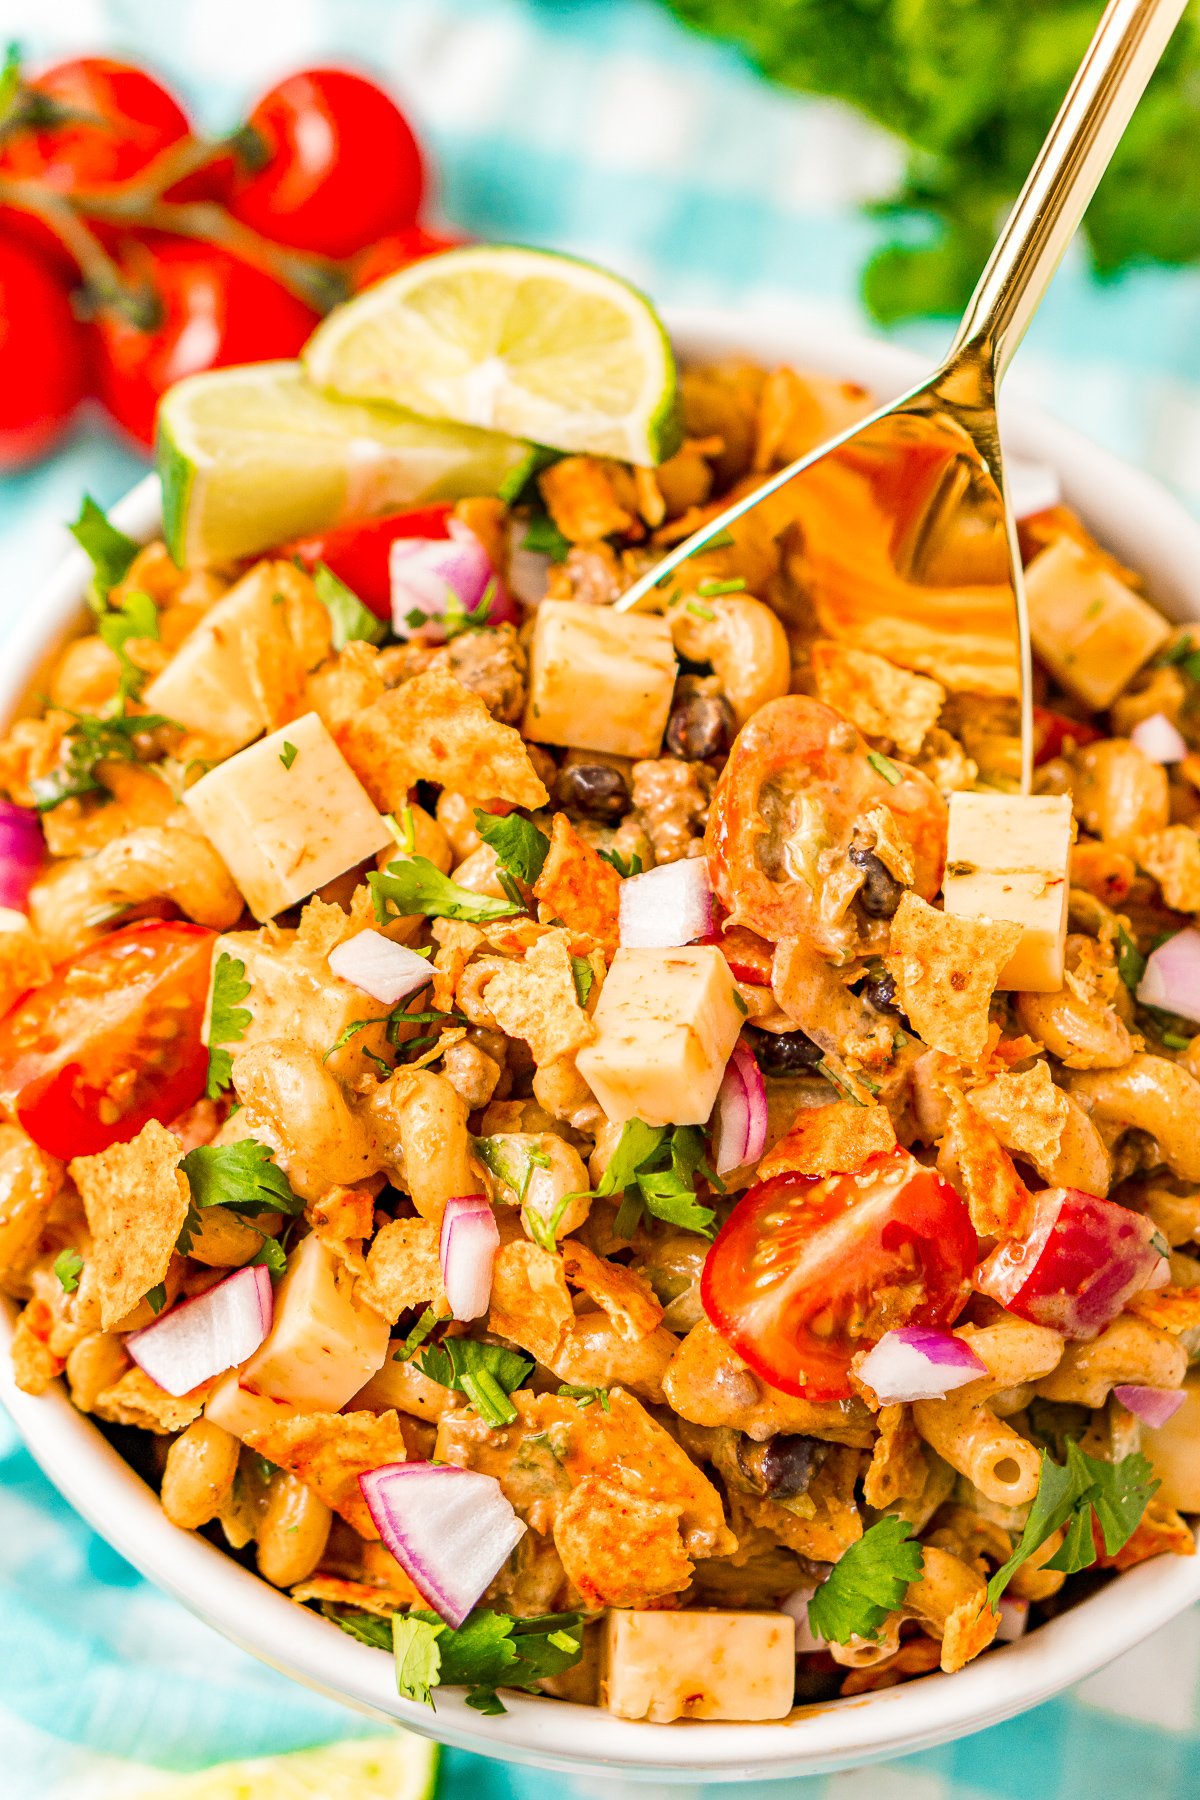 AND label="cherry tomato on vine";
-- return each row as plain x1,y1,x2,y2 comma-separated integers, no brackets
351,224,467,292
0,57,192,270
229,68,424,258
0,921,216,1159
701,1148,977,1400
92,236,319,448
0,235,86,467
287,503,454,618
